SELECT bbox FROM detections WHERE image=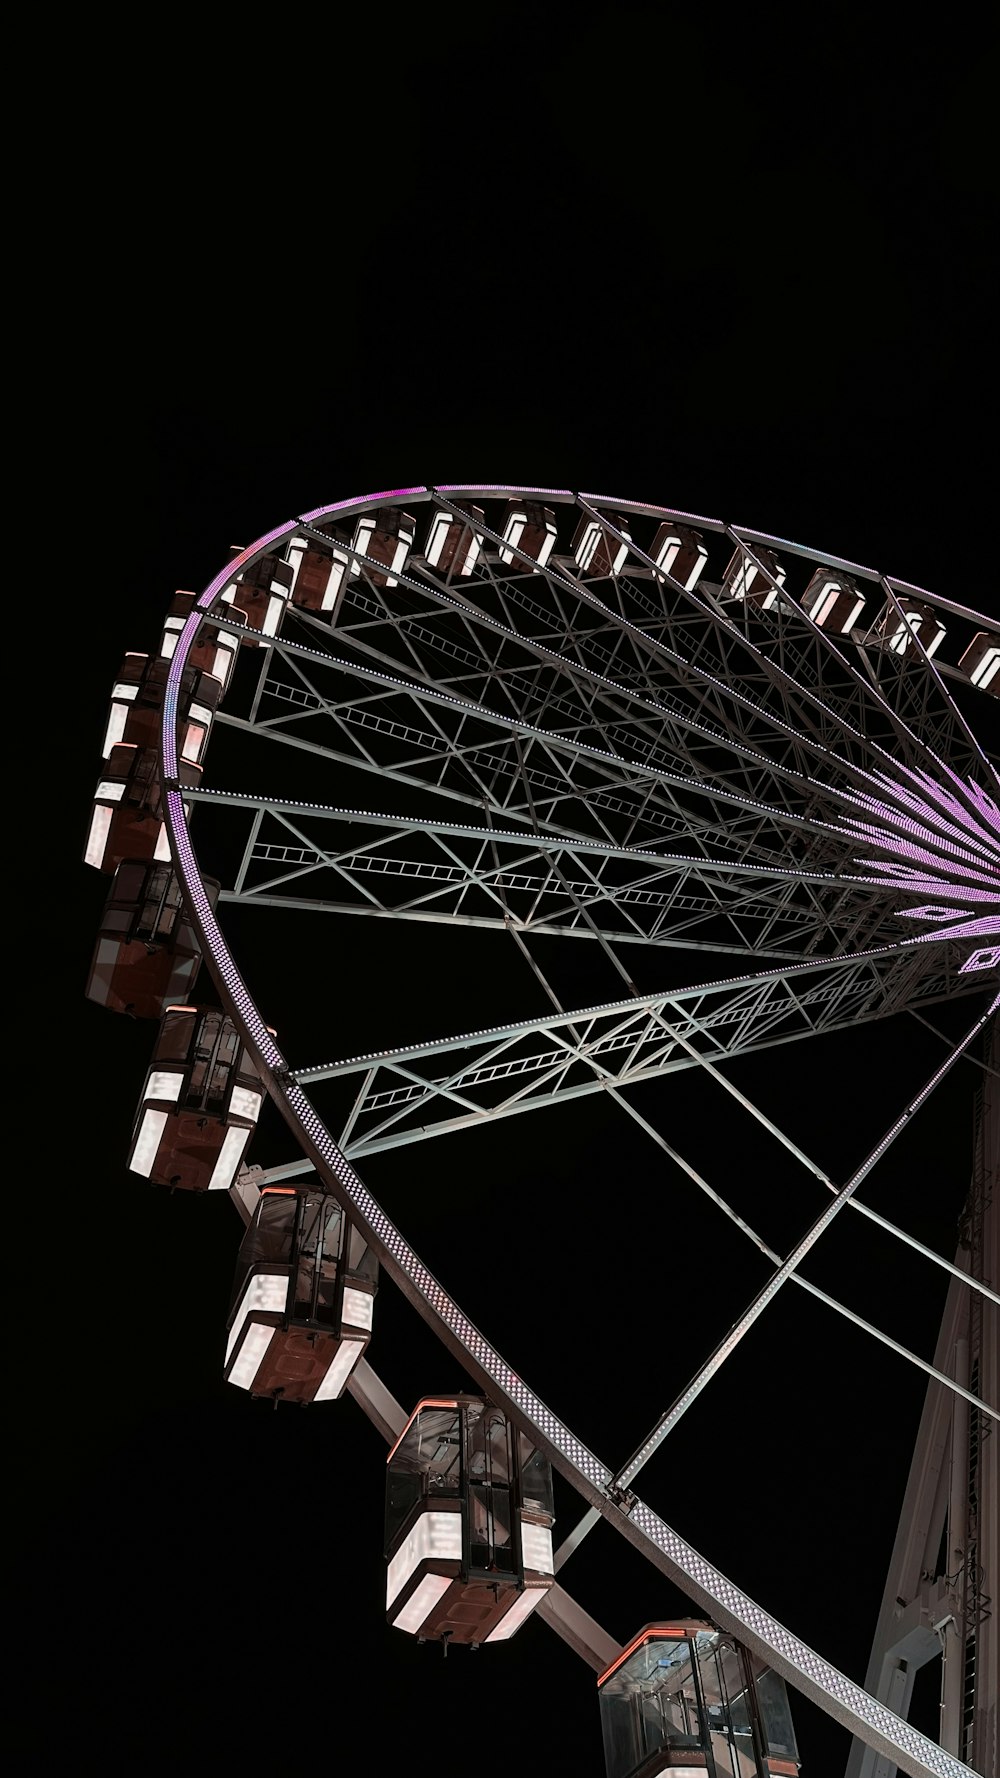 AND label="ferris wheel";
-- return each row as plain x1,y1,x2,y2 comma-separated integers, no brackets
85,486,999,1778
